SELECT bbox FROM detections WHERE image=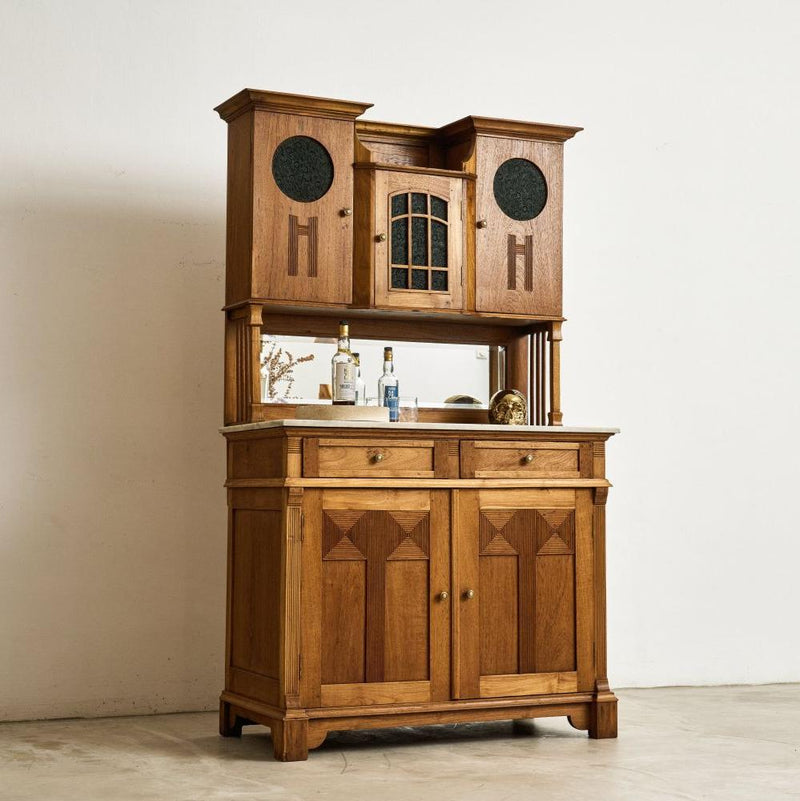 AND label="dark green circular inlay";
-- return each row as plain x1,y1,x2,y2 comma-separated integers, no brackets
271,136,334,203
492,158,548,221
